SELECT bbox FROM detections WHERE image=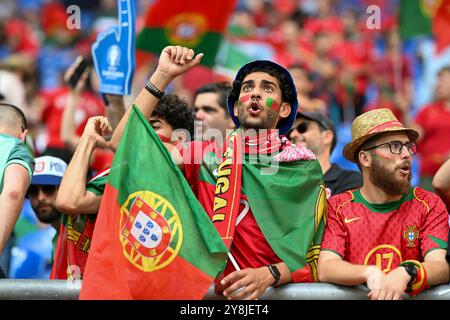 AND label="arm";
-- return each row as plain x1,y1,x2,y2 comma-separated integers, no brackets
432,158,450,207
56,116,111,215
0,164,29,254
110,46,203,150
60,62,91,150
422,249,449,287
221,262,291,300
104,94,126,131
